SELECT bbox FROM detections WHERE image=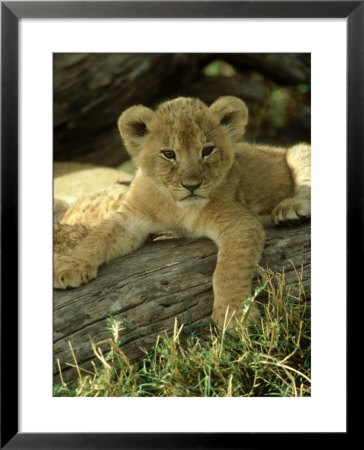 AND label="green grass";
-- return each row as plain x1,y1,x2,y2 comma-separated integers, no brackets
116,159,137,174
54,266,310,397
